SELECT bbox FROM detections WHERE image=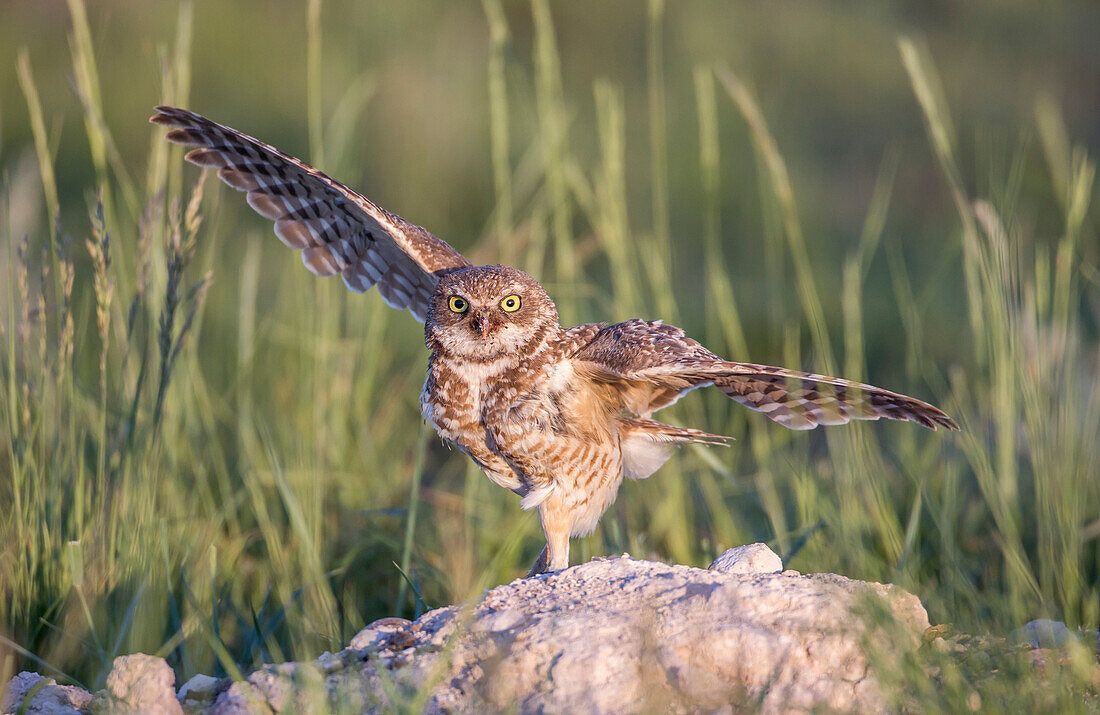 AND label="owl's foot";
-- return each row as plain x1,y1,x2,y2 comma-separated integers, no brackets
525,546,549,578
